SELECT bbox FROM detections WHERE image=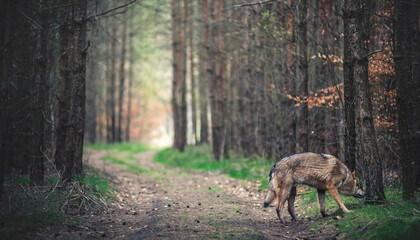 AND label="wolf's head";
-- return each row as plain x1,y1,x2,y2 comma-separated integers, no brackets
339,171,366,198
